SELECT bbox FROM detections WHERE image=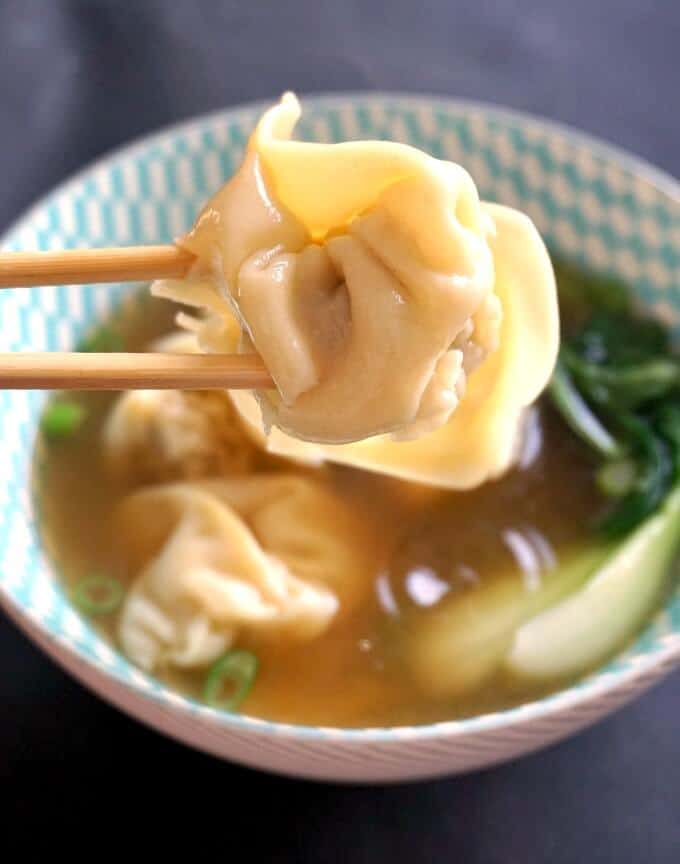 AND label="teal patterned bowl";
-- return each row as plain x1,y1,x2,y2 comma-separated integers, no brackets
1,94,678,781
